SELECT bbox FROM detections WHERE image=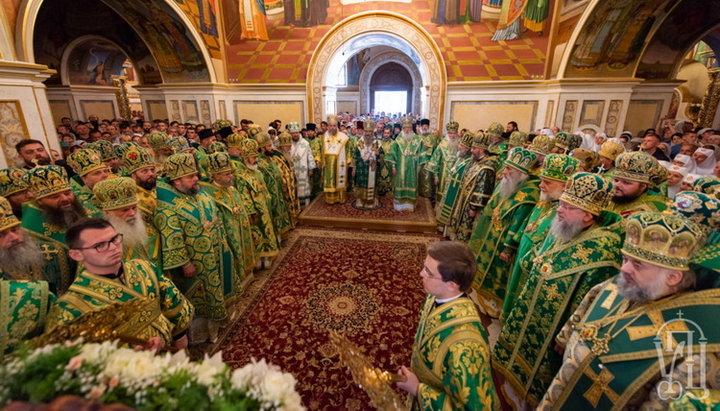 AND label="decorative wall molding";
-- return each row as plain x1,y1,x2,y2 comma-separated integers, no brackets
605,99,623,136
562,100,578,131
358,51,422,115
